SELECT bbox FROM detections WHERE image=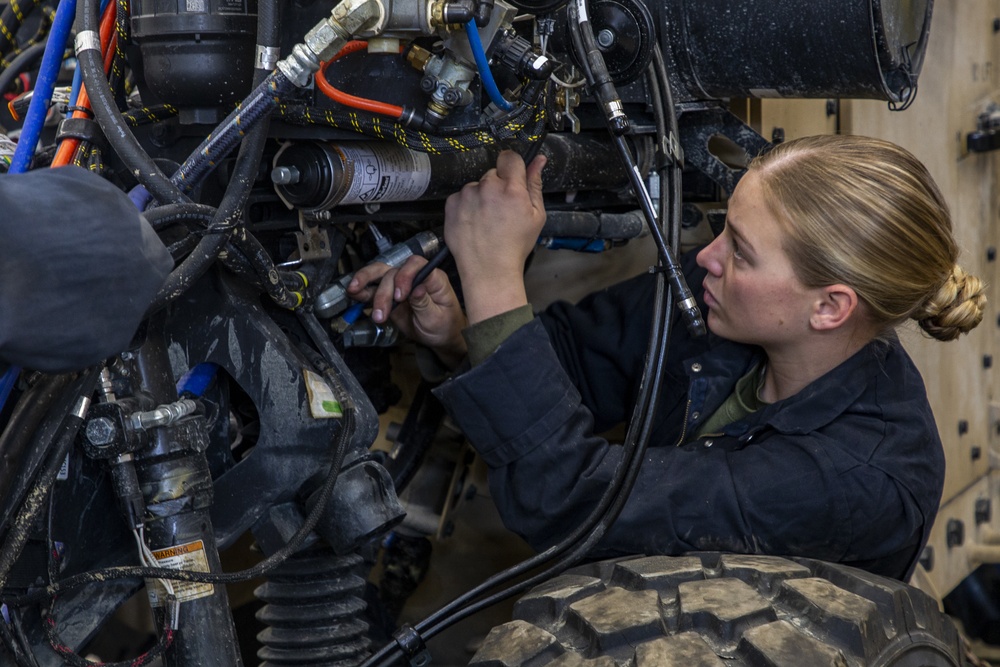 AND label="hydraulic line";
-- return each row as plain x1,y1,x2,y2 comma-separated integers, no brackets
76,0,185,204
8,0,75,173
0,374,72,532
52,0,116,167
317,41,405,119
569,0,704,337
0,0,43,61
0,369,98,591
0,42,43,99
567,0,626,135
276,100,547,152
465,20,513,111
168,69,297,195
